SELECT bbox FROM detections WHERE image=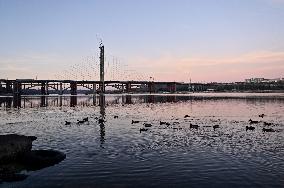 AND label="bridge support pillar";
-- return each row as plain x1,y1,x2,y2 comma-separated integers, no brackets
59,82,63,95
148,82,155,93
92,83,96,94
125,95,132,104
13,81,21,108
70,96,77,107
6,81,12,93
45,82,49,95
41,83,46,95
126,83,131,93
70,82,77,95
